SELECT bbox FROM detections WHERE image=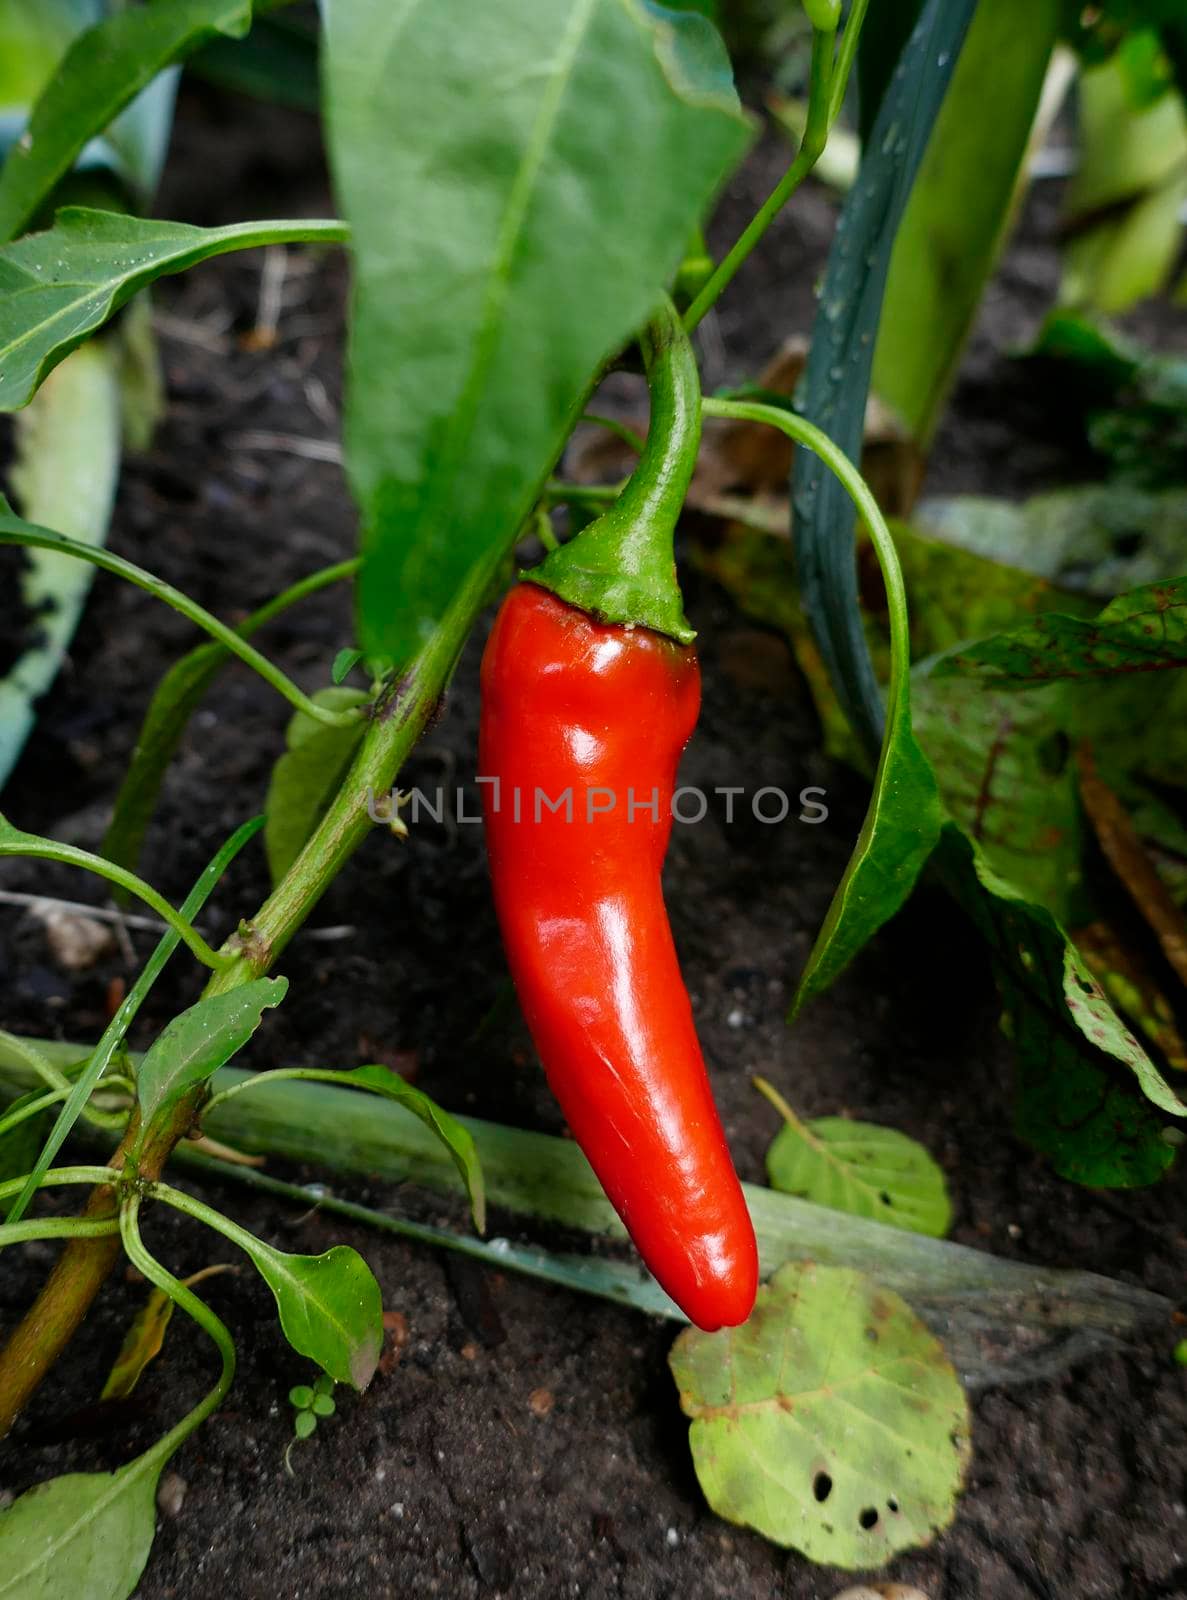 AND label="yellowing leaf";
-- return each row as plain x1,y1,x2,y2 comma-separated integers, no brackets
669,1262,970,1568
